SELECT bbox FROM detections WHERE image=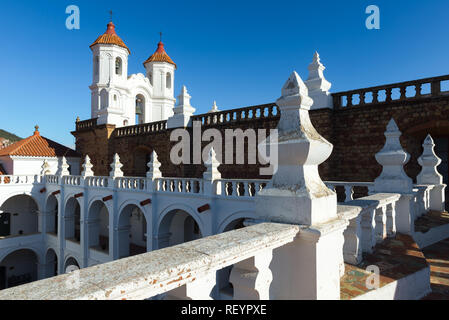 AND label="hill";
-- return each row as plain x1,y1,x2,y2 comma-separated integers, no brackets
0,129,22,142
